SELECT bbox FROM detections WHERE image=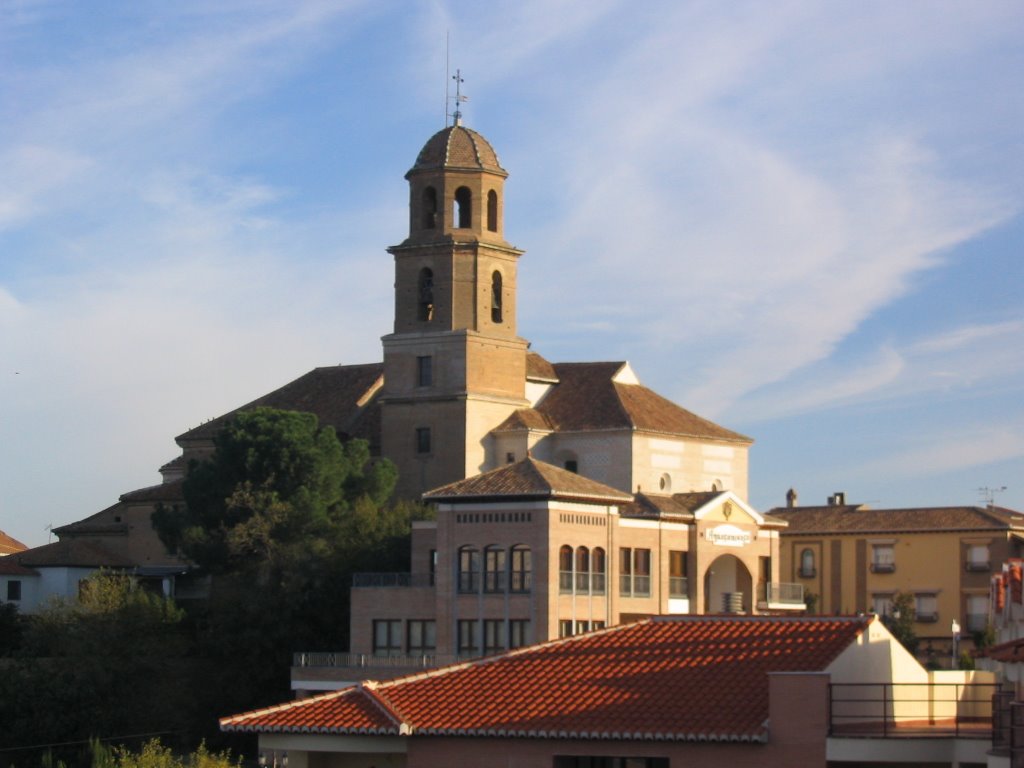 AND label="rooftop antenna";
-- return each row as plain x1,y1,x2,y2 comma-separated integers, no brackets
978,486,1007,507
443,32,469,127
